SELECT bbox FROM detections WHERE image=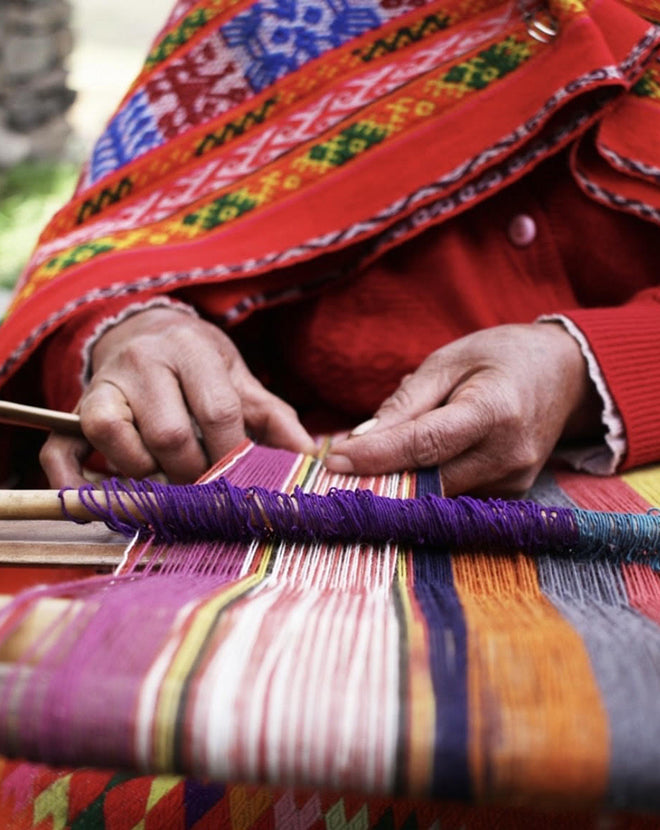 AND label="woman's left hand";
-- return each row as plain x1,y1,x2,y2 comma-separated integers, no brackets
325,323,603,496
